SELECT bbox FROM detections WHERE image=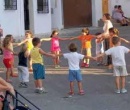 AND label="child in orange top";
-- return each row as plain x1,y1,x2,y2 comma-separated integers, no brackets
71,28,95,67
